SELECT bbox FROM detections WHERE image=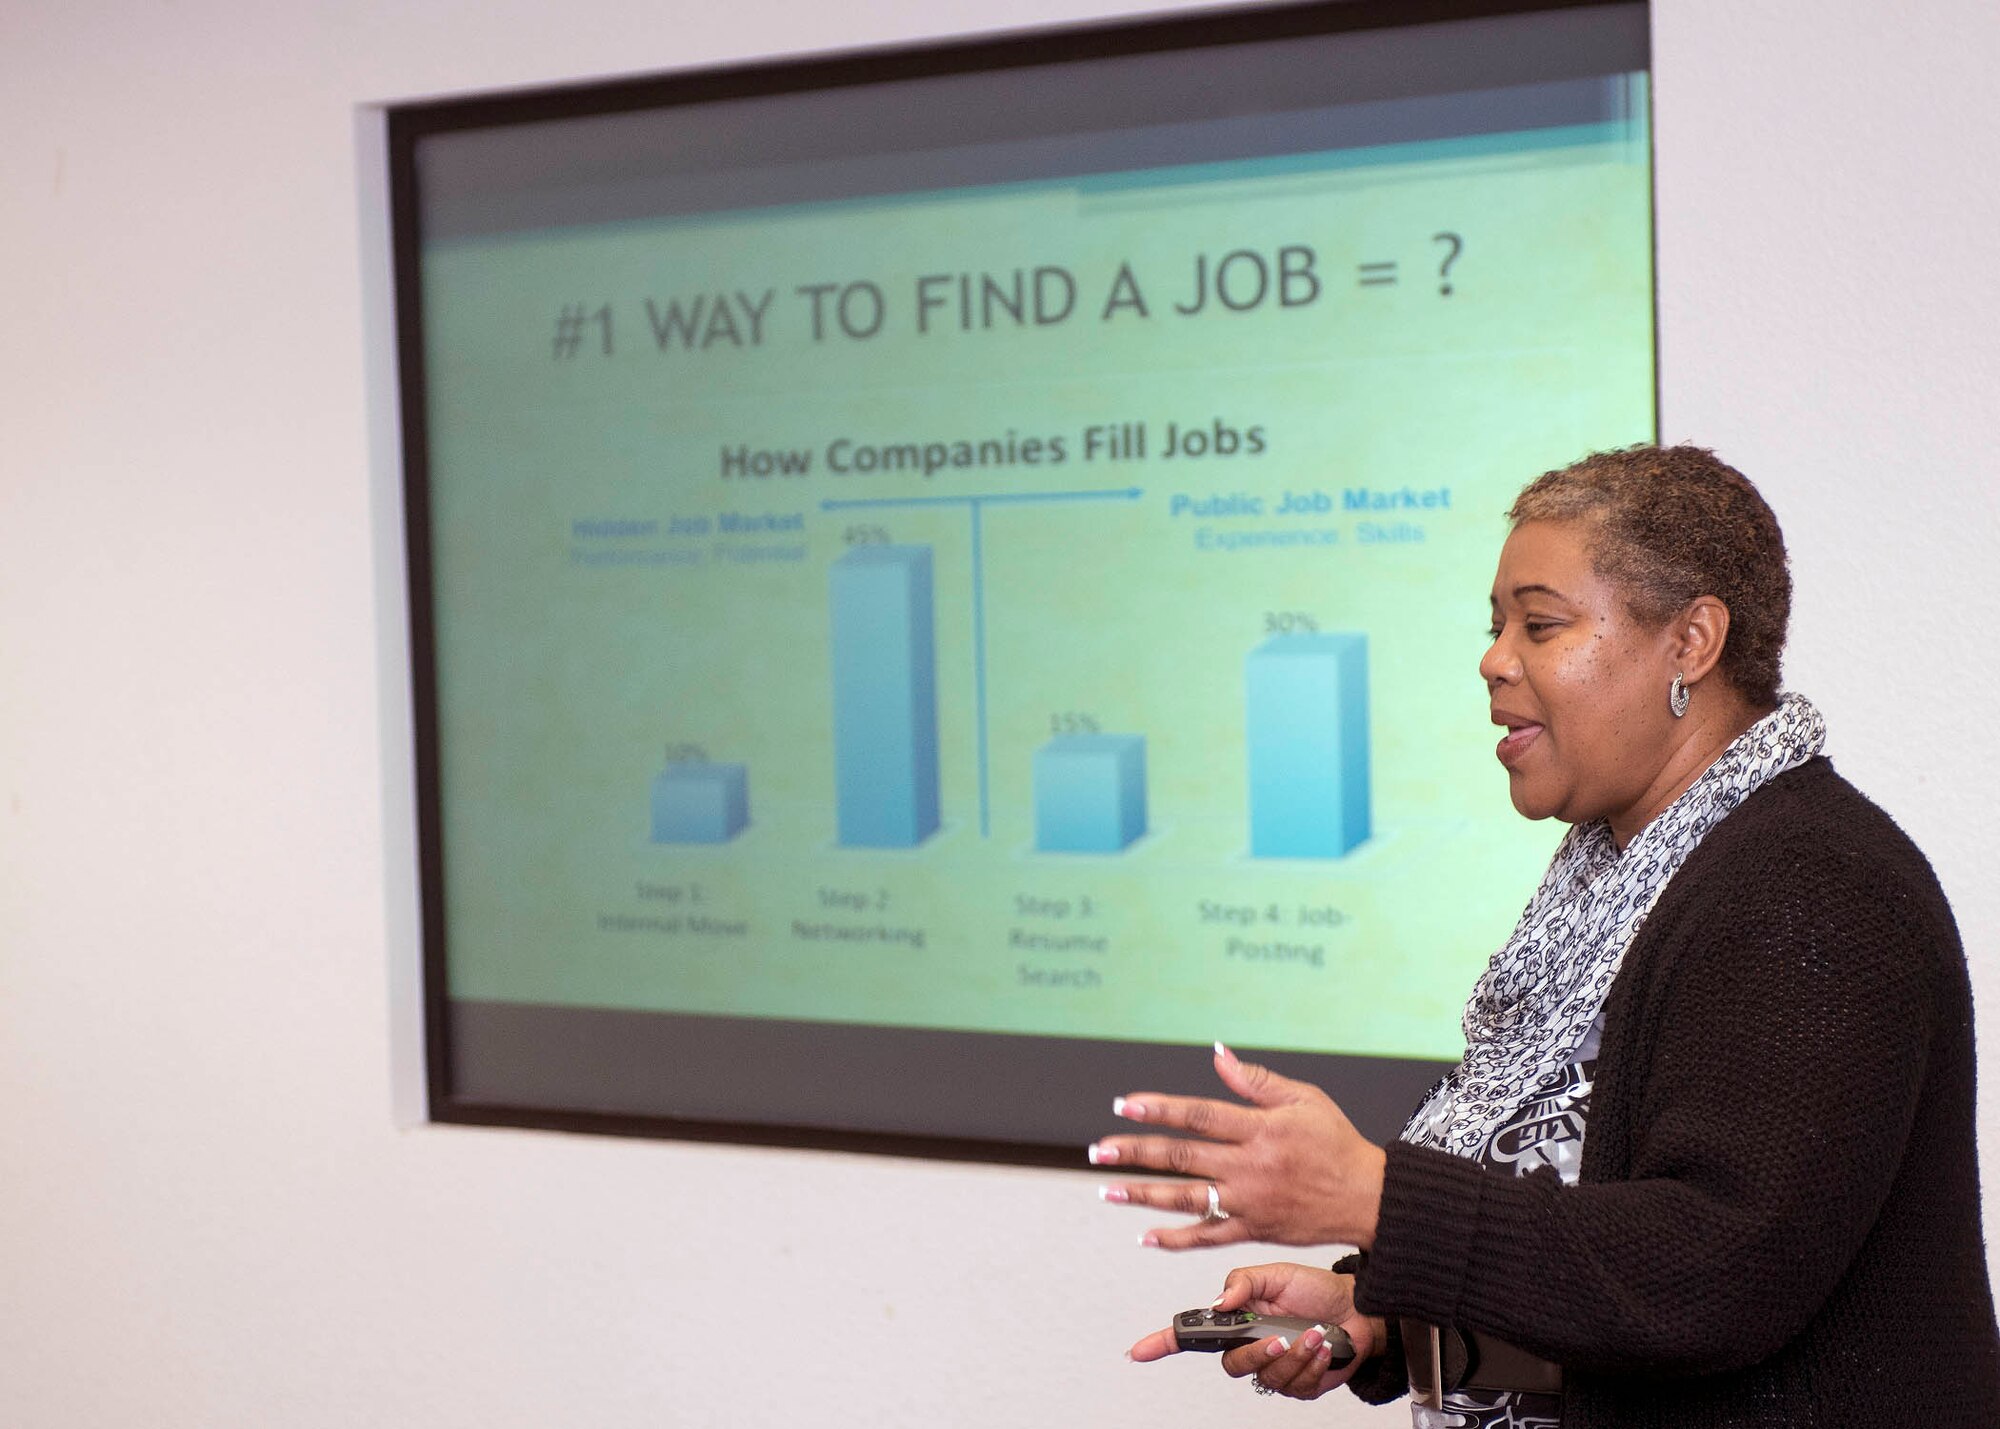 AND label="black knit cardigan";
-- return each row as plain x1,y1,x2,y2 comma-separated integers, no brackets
1350,757,2000,1426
